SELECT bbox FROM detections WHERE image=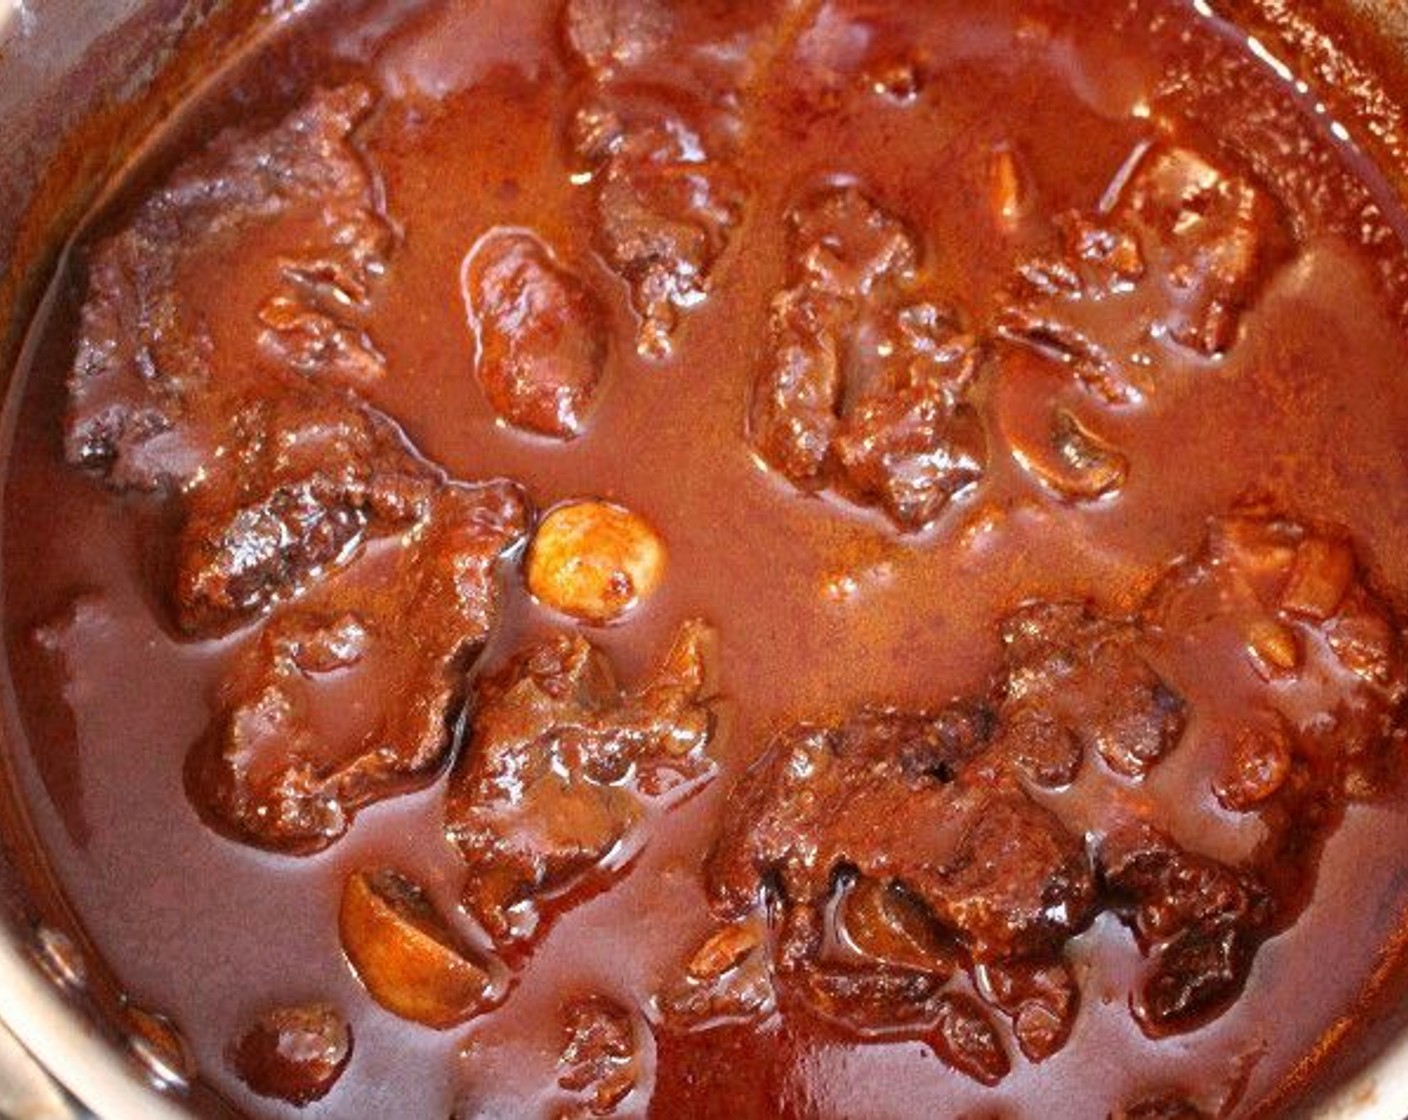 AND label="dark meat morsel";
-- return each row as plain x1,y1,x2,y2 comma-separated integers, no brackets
1148,510,1408,805
973,958,1080,1063
187,480,527,853
1001,142,1291,394
707,707,1095,963
338,869,501,1029
1000,601,1186,779
229,1003,352,1106
66,84,391,491
462,228,606,439
702,705,1091,1082
173,390,439,637
750,187,987,529
571,96,746,358
558,996,640,1117
1121,146,1288,357
446,620,717,947
1098,824,1274,1031
656,921,777,1030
